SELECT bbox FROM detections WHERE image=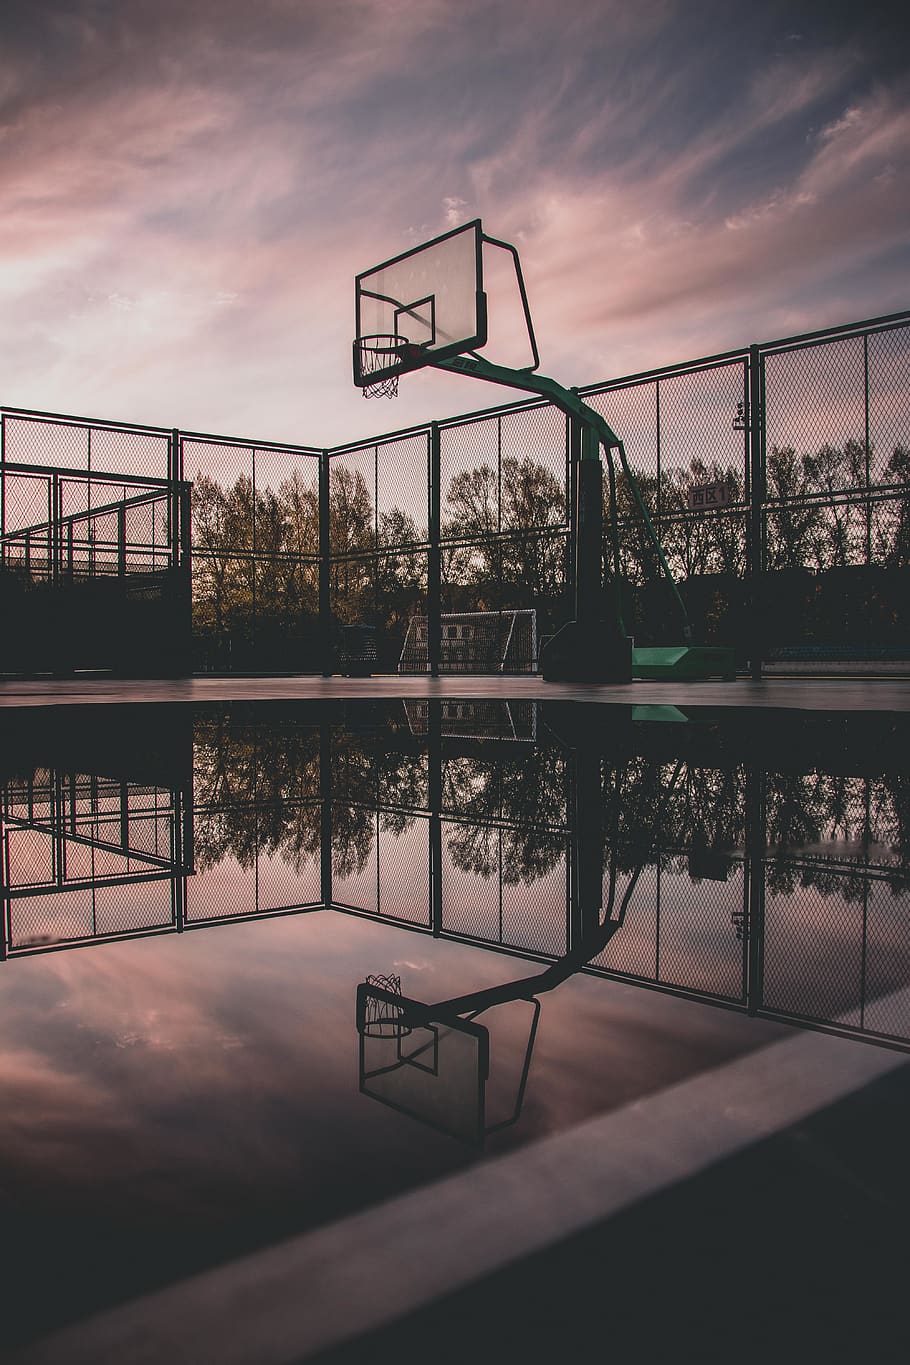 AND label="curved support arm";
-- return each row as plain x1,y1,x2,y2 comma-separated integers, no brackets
436,354,691,637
